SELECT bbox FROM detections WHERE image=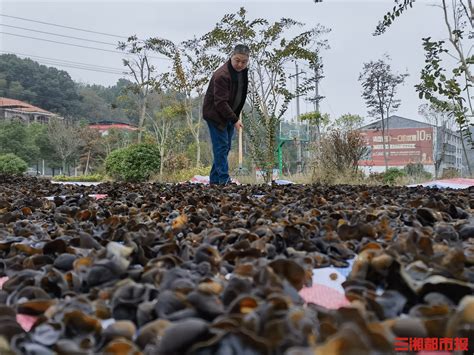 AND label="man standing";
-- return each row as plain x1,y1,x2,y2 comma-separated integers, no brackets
203,44,249,185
